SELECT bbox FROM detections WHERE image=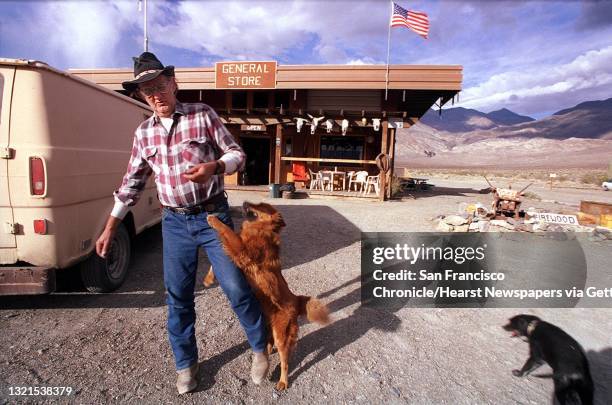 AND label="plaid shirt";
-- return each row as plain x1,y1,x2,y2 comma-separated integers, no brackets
112,102,244,218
